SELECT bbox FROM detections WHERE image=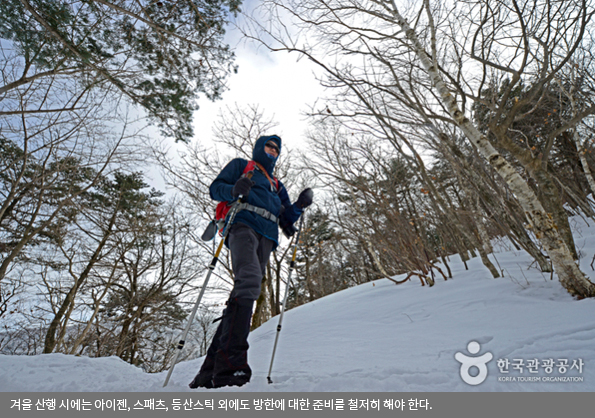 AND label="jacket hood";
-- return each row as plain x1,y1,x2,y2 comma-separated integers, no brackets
252,135,281,174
